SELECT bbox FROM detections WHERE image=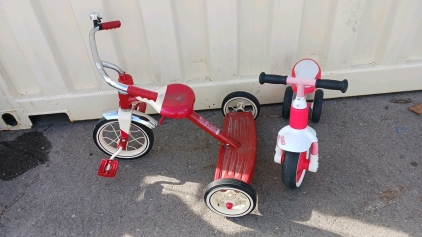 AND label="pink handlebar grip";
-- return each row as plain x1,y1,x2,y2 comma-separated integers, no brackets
101,21,121,30
127,85,158,102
